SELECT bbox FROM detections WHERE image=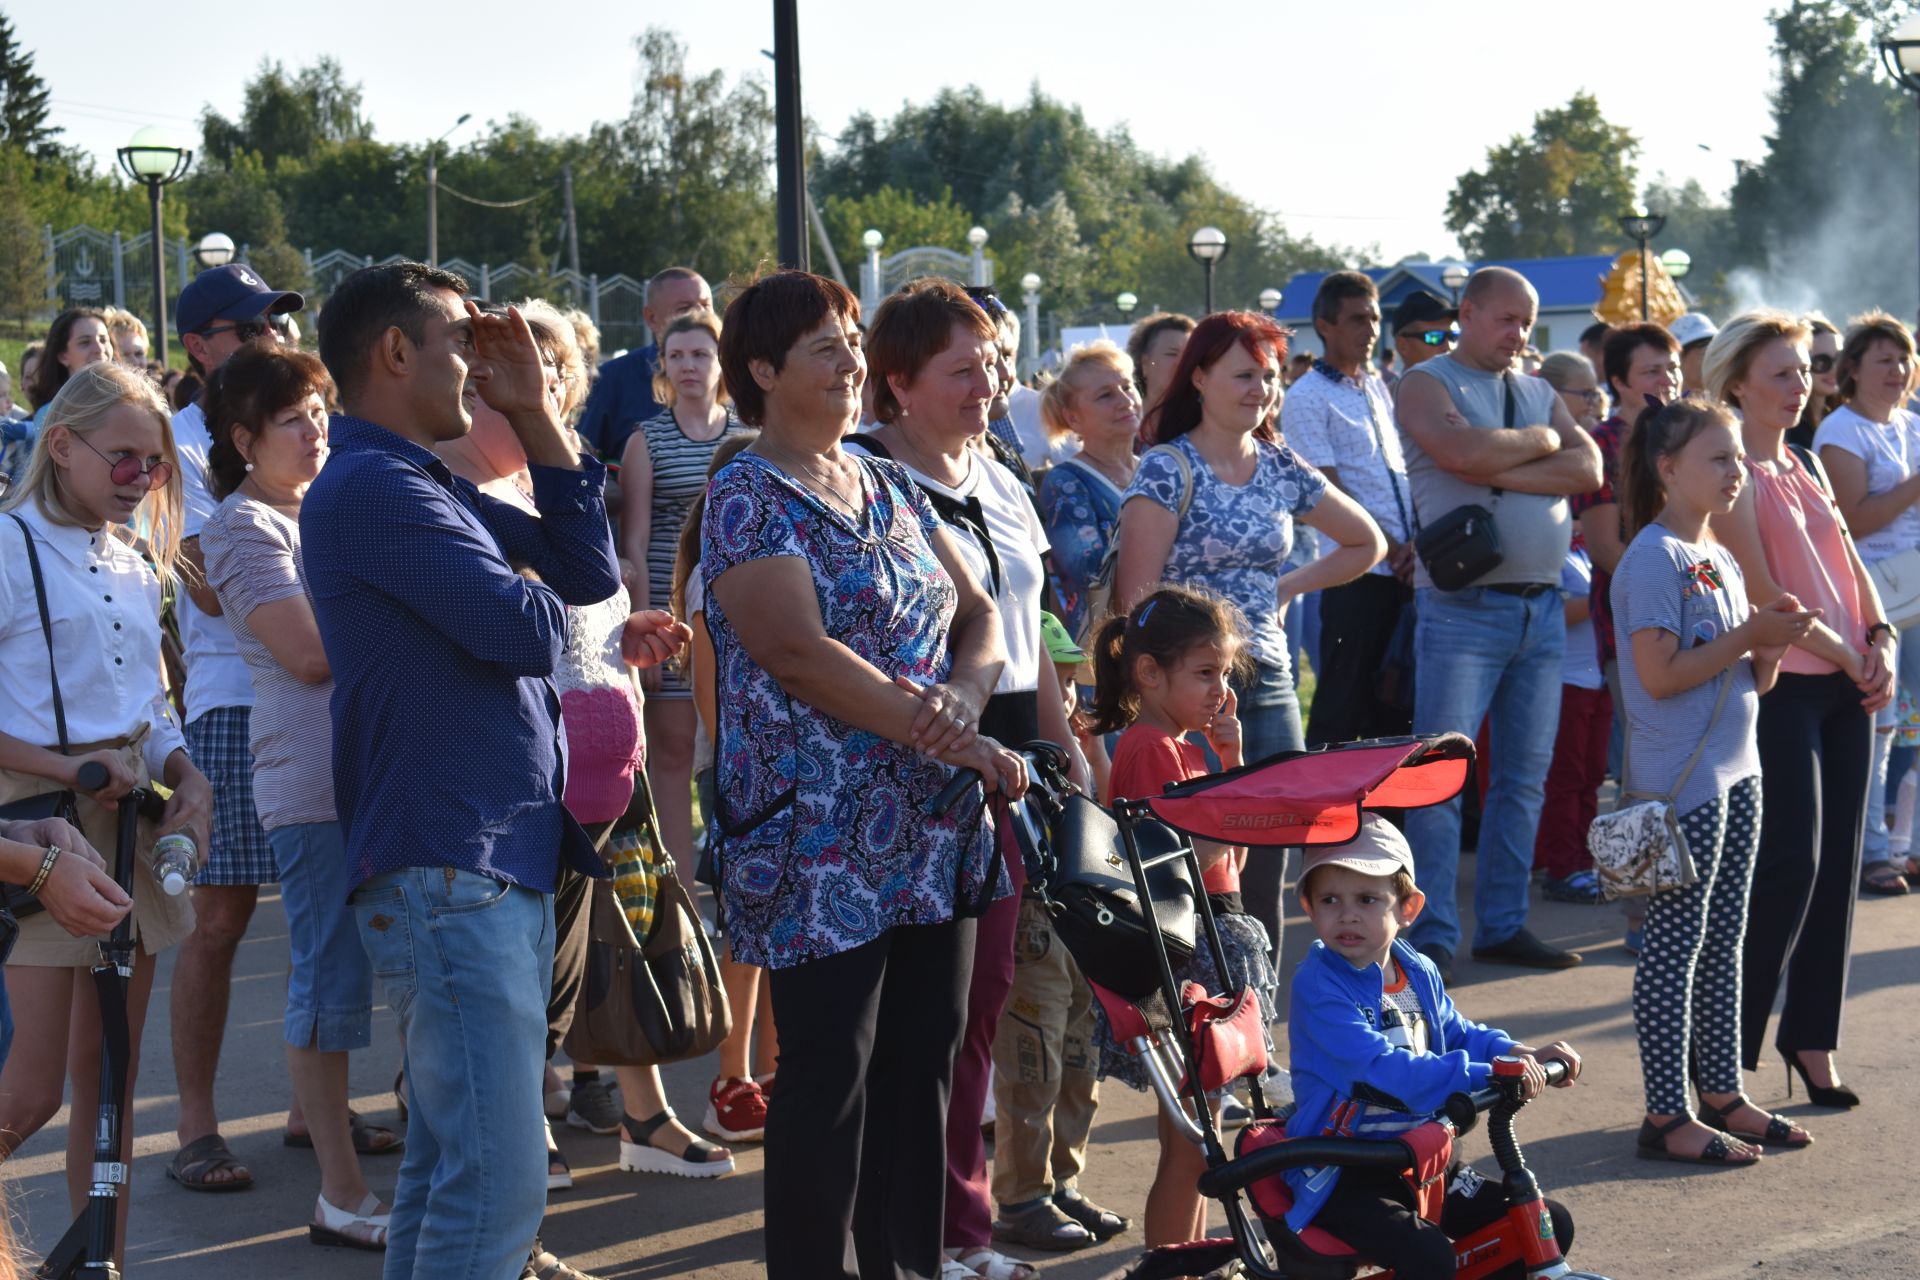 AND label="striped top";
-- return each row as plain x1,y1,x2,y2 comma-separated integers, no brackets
635,407,747,612
201,494,335,830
